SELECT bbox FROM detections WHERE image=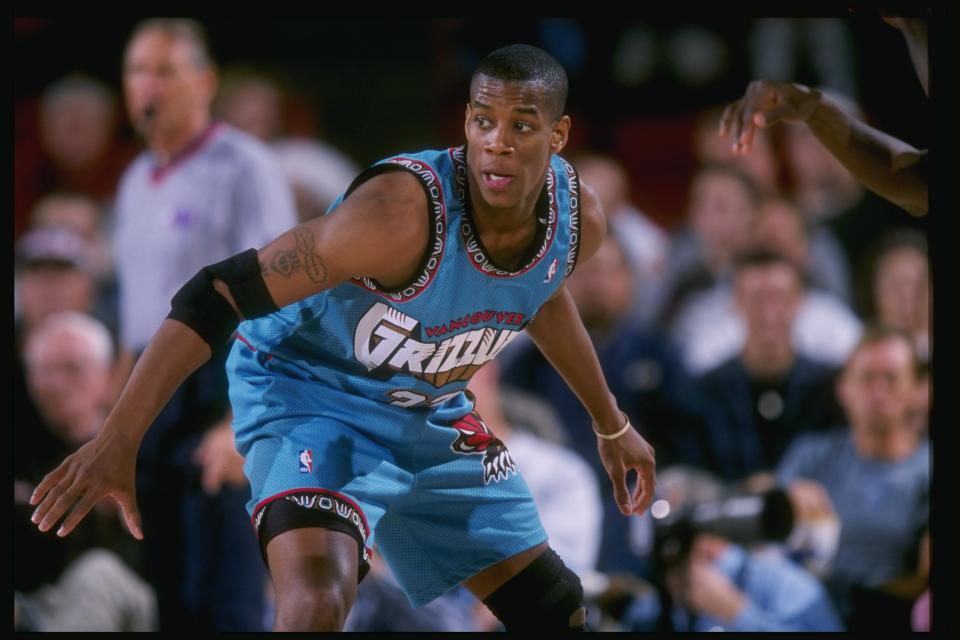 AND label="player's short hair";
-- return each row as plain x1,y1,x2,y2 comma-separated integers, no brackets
471,44,568,120
127,18,214,70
